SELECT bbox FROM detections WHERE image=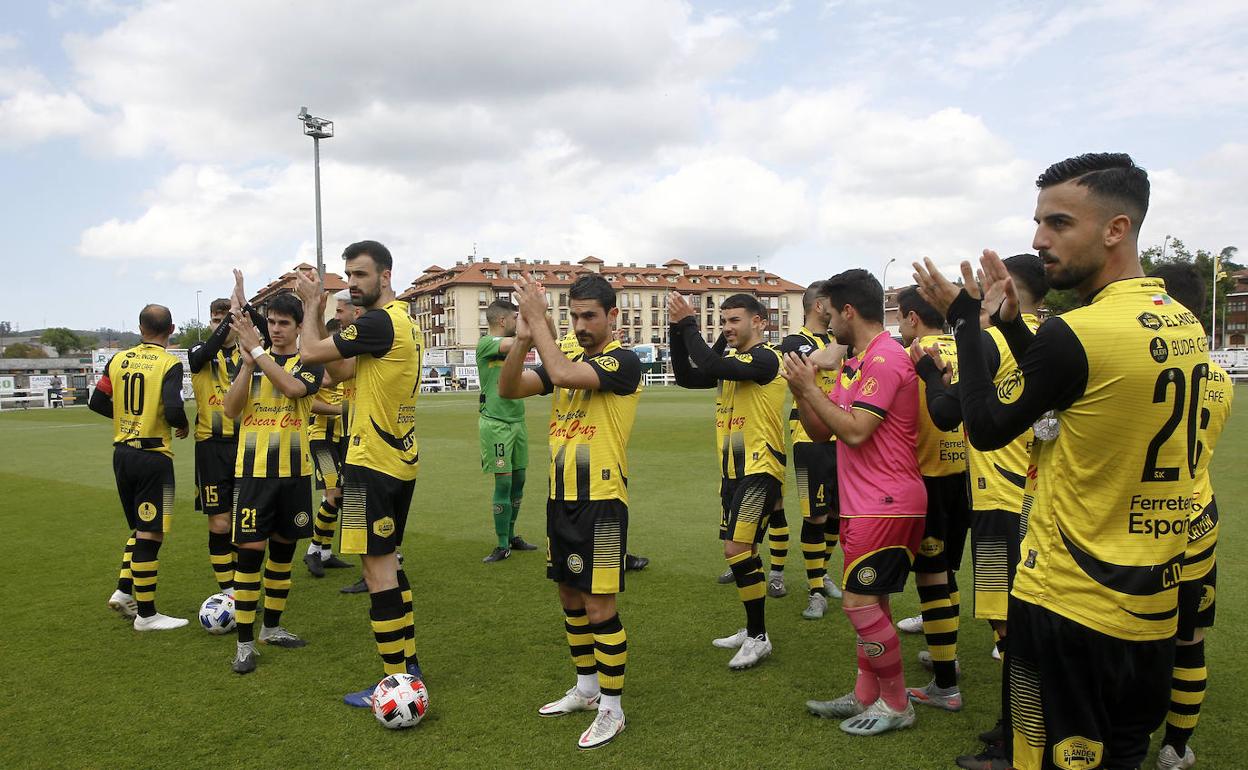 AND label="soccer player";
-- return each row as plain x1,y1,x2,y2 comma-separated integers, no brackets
304,293,361,577
894,286,969,711
223,291,323,673
90,304,190,630
498,273,641,750
1150,264,1233,770
292,241,425,707
476,299,539,562
669,291,786,670
784,270,924,736
912,153,1208,770
776,281,843,619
